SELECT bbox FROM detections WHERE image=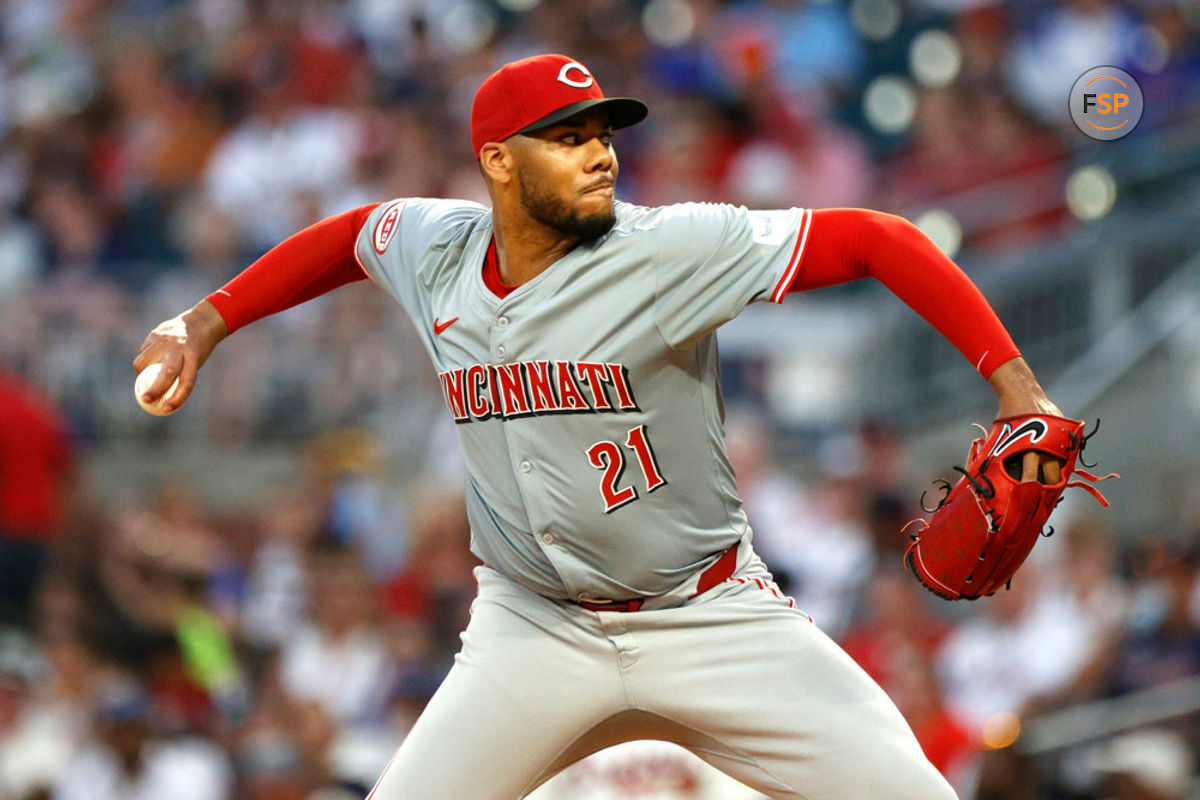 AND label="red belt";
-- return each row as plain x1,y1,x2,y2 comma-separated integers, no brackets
578,598,645,612
576,541,740,613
